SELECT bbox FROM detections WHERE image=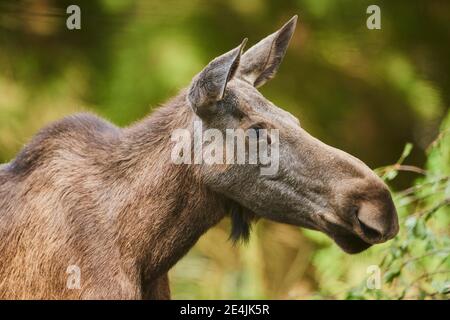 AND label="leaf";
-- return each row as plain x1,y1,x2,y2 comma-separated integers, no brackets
412,220,428,239
384,267,401,284
399,241,409,253
397,288,407,300
345,290,366,300
398,143,413,164
405,216,417,231
384,169,399,181
432,280,450,294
